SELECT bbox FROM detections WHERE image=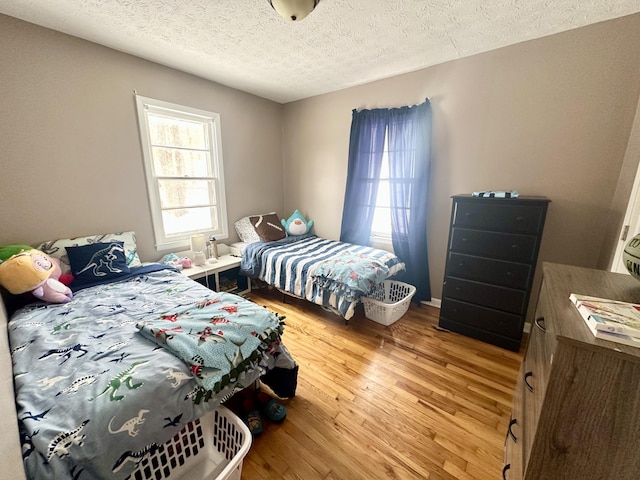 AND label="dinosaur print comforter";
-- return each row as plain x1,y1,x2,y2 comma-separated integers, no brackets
9,268,296,480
